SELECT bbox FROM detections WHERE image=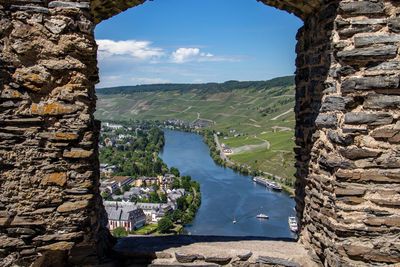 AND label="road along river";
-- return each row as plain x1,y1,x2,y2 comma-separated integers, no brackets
160,130,296,238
